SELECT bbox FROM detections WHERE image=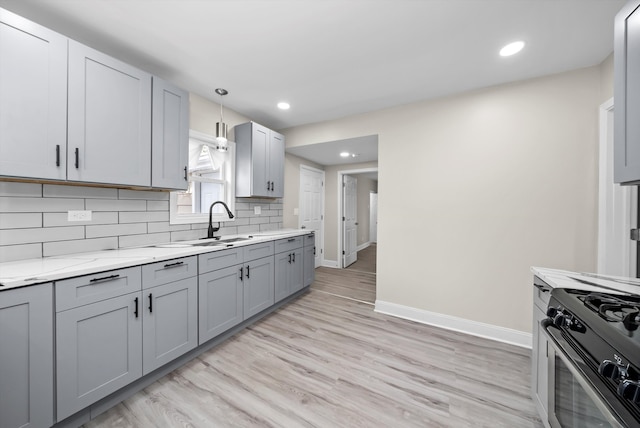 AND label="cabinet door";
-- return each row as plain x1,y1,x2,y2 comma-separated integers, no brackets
143,278,197,374
198,265,244,344
56,292,142,421
274,251,291,303
531,306,549,421
615,1,640,183
151,77,189,190
67,40,151,186
290,248,304,294
0,284,54,428
303,244,315,287
251,123,270,197
244,256,275,319
0,9,67,180
269,131,285,197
